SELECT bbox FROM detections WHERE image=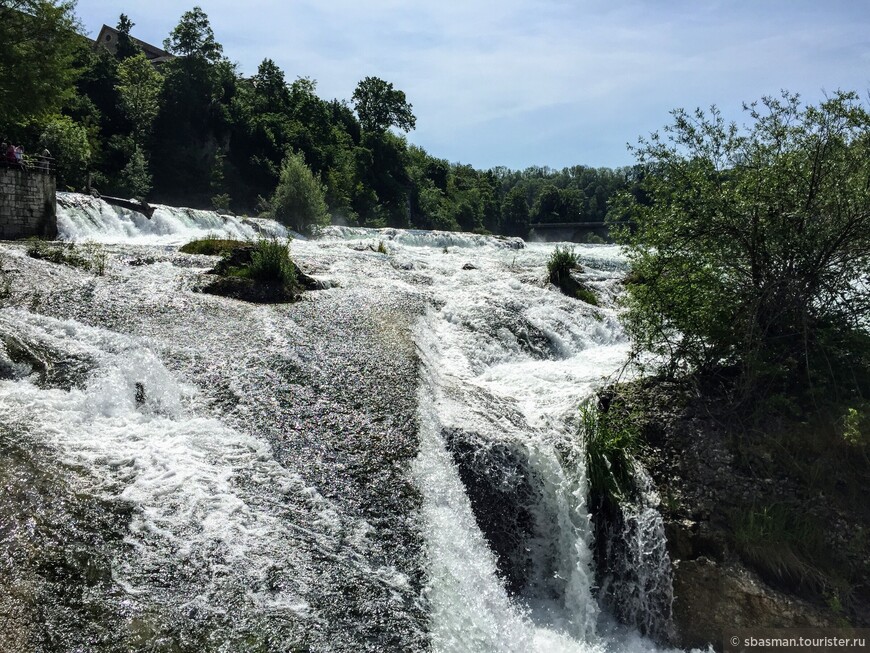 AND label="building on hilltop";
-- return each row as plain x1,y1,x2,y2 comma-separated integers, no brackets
93,24,174,63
